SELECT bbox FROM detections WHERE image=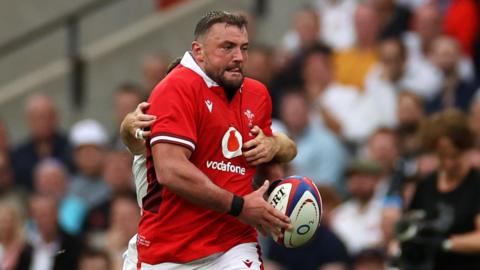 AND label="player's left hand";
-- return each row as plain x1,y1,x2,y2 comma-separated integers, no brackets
243,126,279,166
